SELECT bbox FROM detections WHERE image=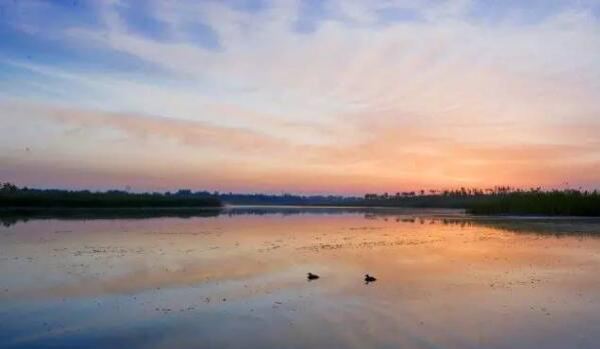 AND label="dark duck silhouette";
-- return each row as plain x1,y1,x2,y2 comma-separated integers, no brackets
307,272,320,281
364,274,377,284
